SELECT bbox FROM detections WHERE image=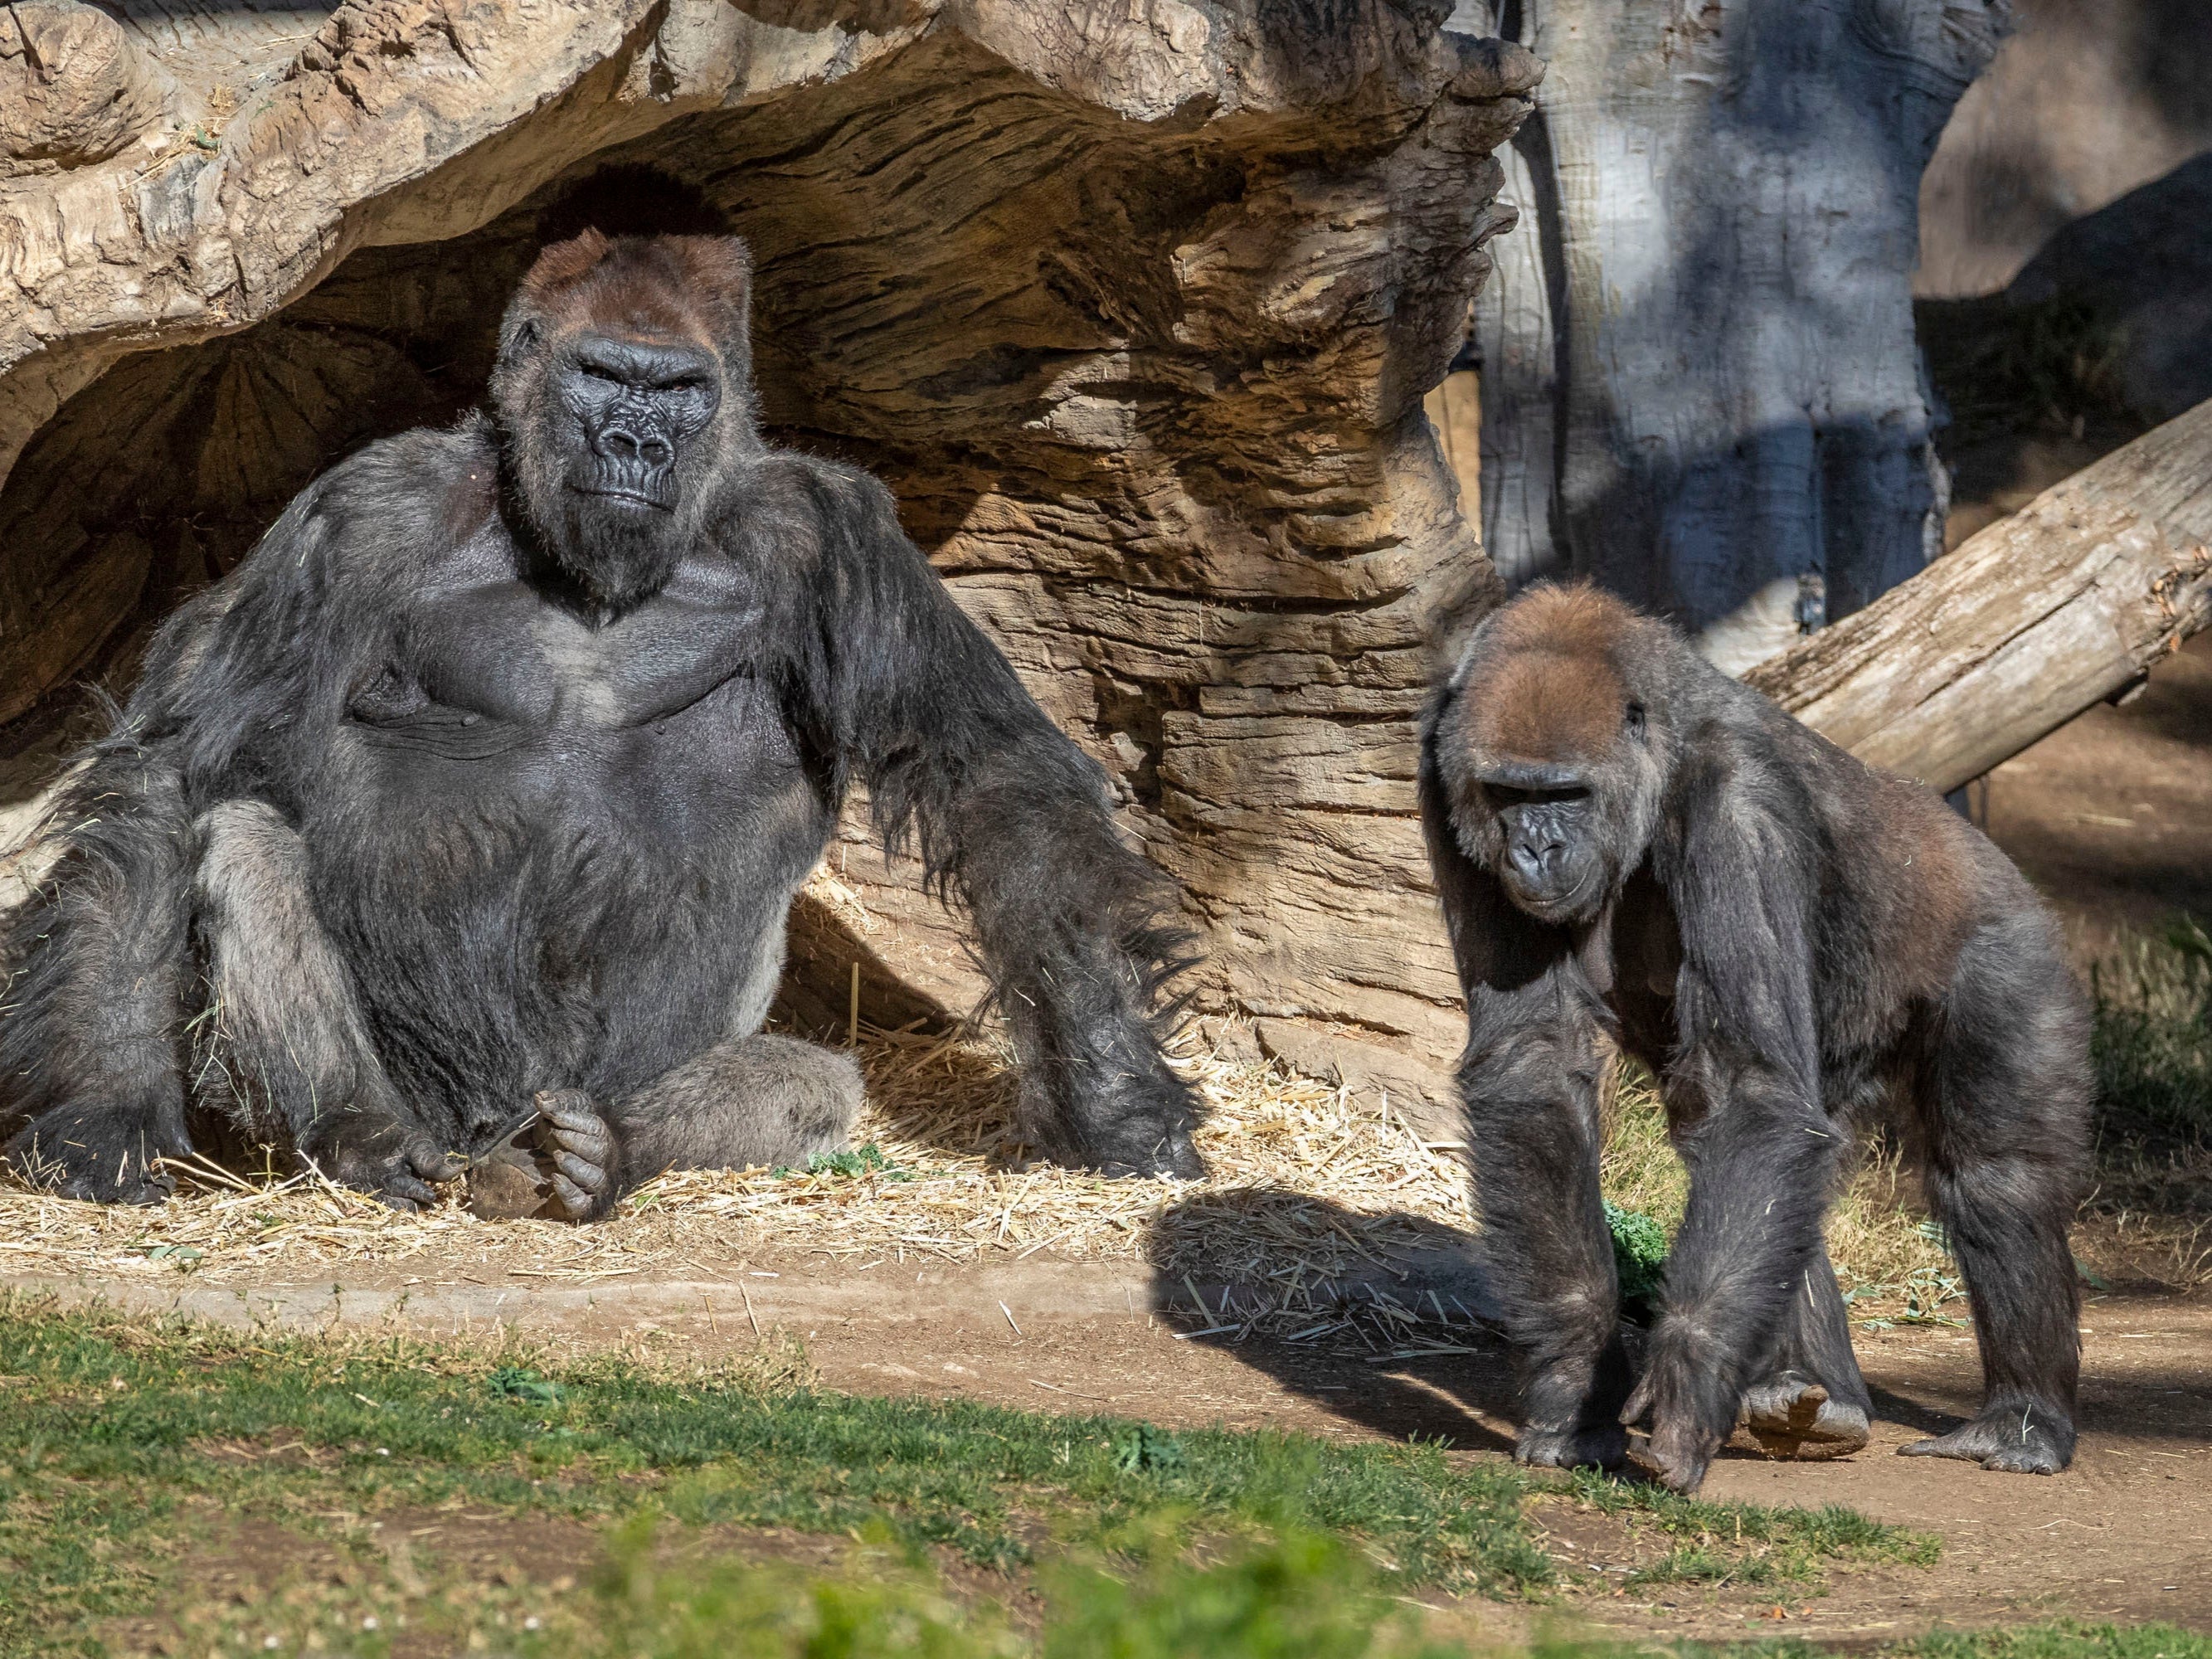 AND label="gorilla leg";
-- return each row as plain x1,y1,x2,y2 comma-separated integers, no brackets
513,1032,862,1222
2,752,194,1204
1461,977,1635,1472
193,801,457,1208
1901,921,2088,1474
1740,1242,1873,1458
